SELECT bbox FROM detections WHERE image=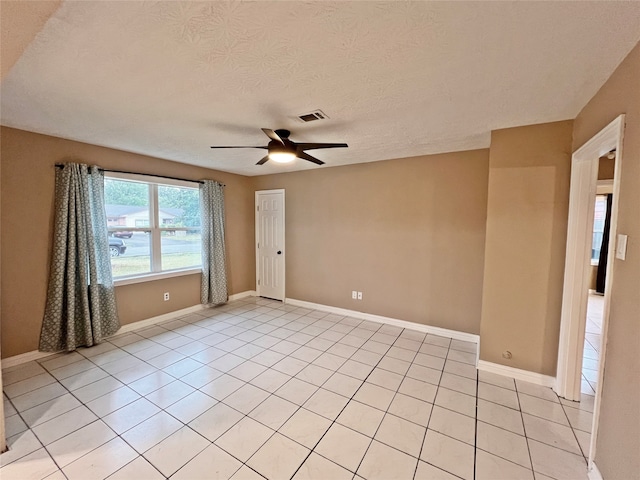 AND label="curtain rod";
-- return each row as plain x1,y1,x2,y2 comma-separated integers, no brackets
54,164,226,186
